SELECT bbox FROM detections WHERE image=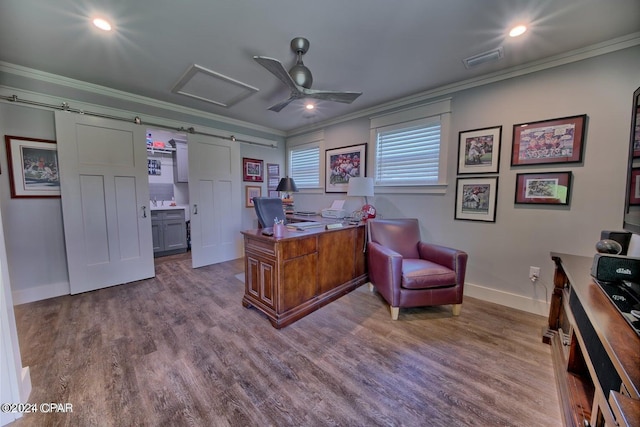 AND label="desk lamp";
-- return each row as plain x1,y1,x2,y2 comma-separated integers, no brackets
347,177,376,220
276,176,298,214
